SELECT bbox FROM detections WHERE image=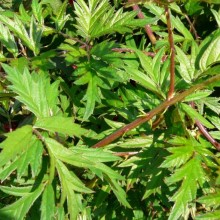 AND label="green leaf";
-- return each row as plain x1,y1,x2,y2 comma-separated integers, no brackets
0,14,42,55
46,138,123,180
124,66,159,95
0,125,33,168
0,184,45,220
197,191,220,208
83,73,99,120
196,211,220,220
106,176,131,208
199,35,220,71
0,186,32,197
180,103,214,129
34,116,87,137
29,15,43,55
166,157,207,220
211,9,220,28
56,160,93,193
3,64,59,118
53,0,69,31
74,0,139,40
16,136,42,178
175,45,195,83
31,0,44,24
0,23,18,56
184,90,212,102
40,184,55,220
